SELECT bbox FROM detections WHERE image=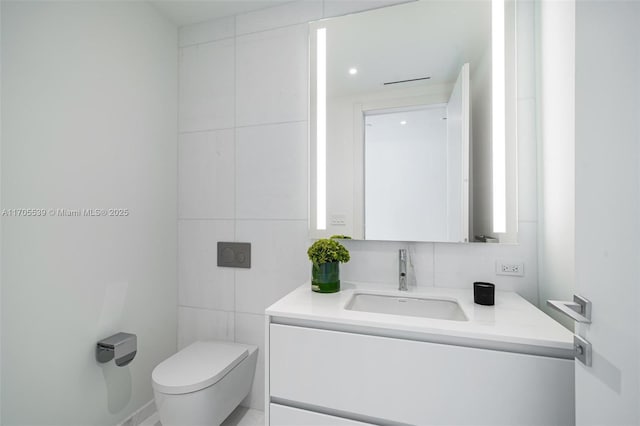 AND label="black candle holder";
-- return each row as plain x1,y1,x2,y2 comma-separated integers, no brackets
473,282,495,306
